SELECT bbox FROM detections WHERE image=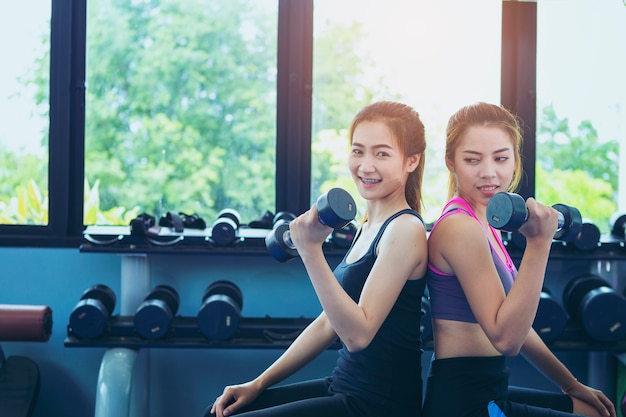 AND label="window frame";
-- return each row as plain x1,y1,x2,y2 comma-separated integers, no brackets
0,0,536,248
